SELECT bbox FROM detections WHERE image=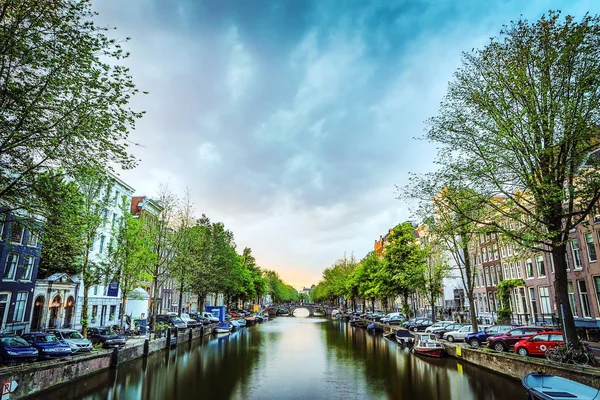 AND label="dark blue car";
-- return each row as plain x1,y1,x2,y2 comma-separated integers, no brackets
464,324,519,348
0,335,38,364
21,333,72,360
